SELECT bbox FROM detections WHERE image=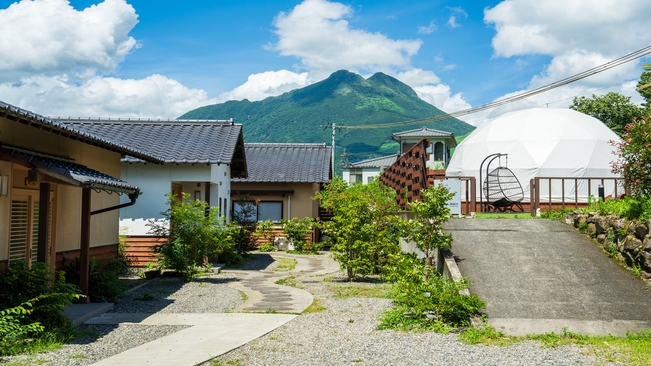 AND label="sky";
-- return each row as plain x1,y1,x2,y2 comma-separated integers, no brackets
0,0,650,126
